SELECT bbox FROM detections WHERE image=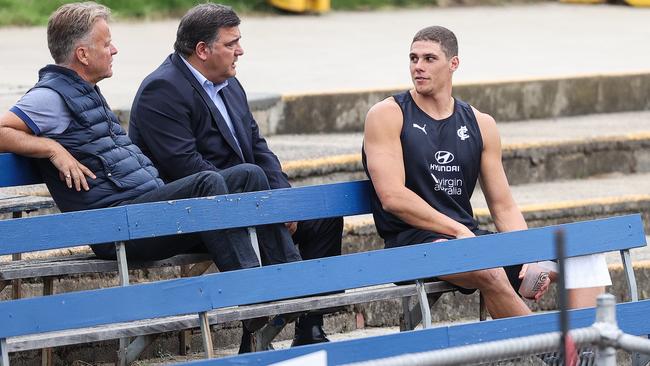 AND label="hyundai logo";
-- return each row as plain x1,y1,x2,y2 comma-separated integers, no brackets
434,151,454,164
